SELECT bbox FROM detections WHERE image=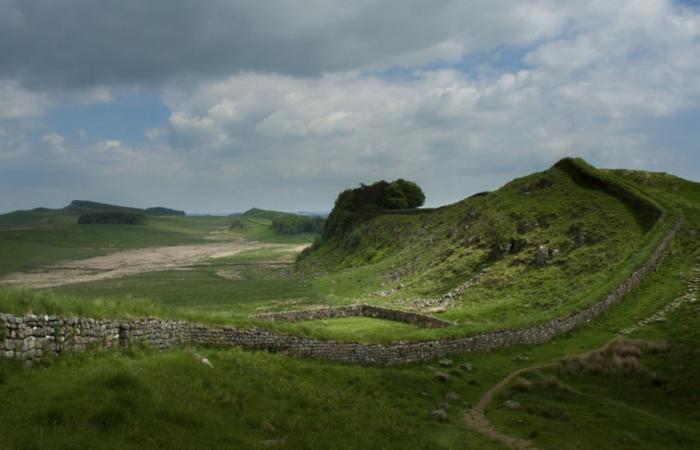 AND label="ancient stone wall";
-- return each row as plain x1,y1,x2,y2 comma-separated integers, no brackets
0,314,119,366
255,305,452,328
